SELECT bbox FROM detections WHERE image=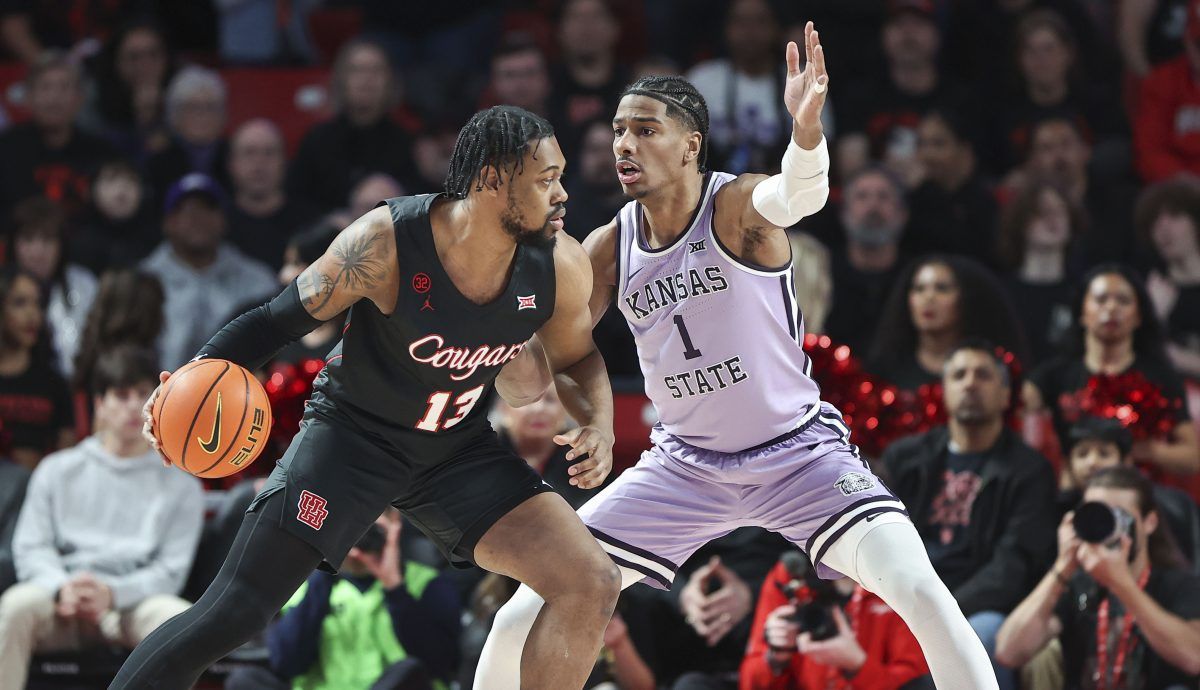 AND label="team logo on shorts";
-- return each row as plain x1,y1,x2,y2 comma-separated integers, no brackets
834,471,875,497
297,490,329,530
